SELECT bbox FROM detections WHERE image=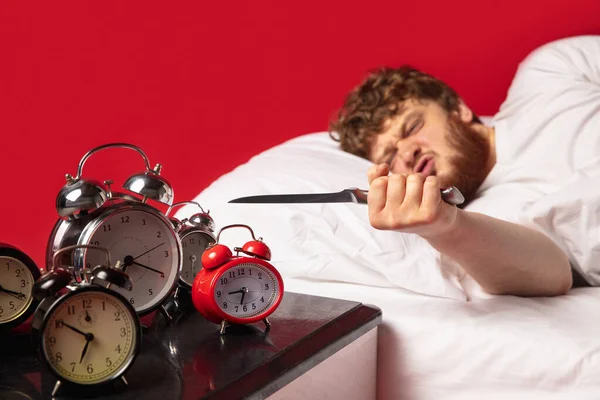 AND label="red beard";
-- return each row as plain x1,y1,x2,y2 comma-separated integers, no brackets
440,116,491,205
